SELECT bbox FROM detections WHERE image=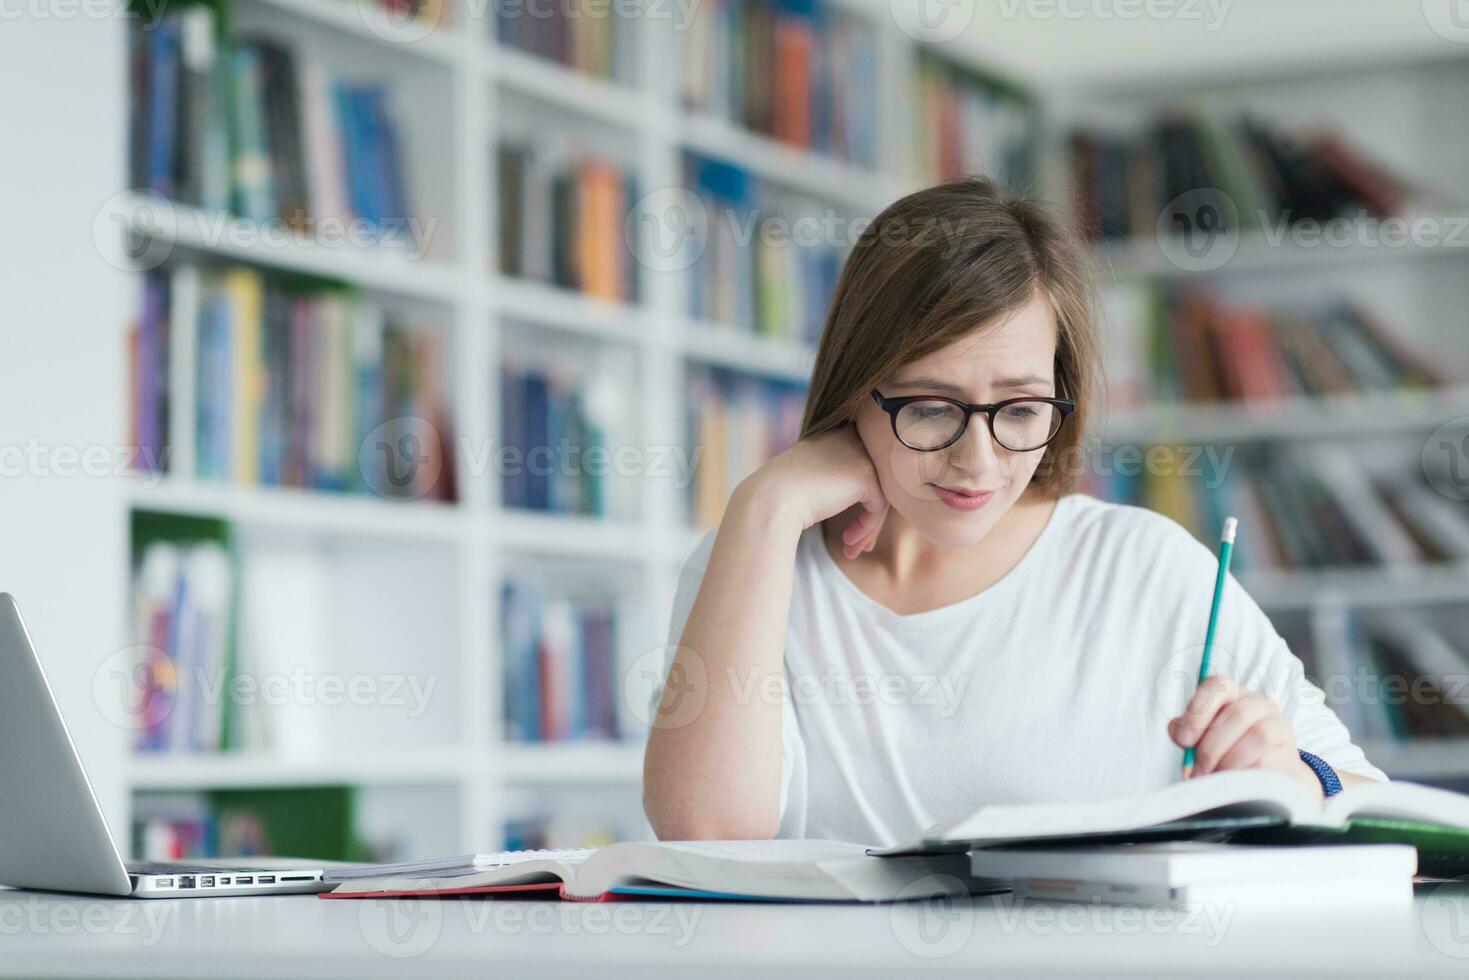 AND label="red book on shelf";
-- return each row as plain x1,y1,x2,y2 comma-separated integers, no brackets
773,17,813,148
